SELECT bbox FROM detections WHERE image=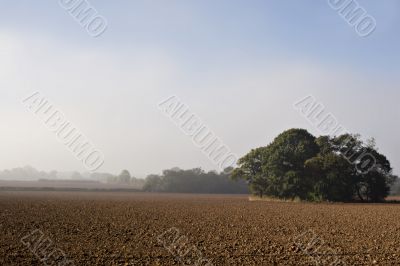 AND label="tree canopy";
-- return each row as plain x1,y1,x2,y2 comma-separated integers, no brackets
232,129,397,202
